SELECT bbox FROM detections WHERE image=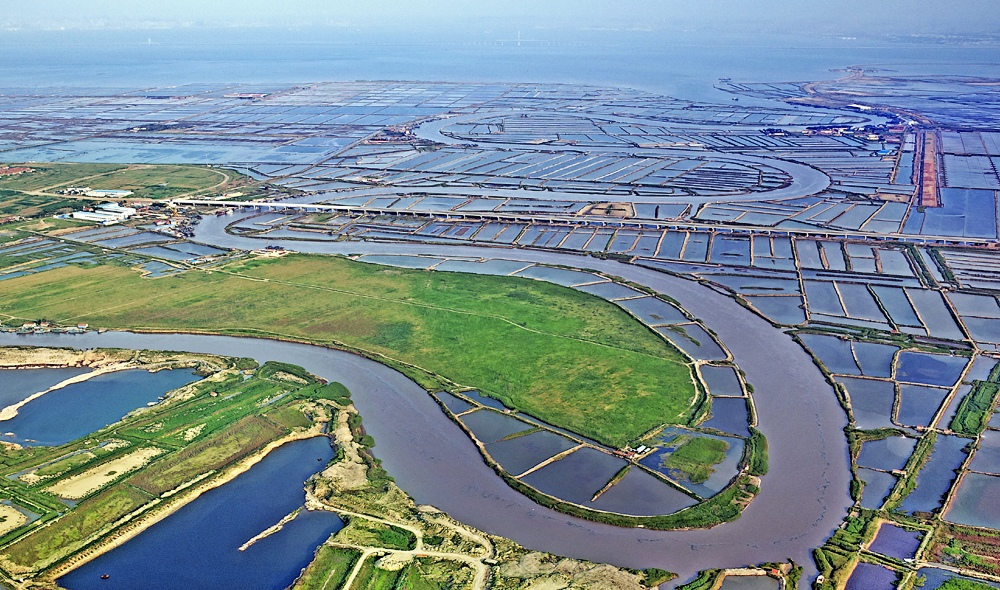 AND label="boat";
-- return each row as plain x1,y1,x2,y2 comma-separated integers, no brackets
101,574,110,580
